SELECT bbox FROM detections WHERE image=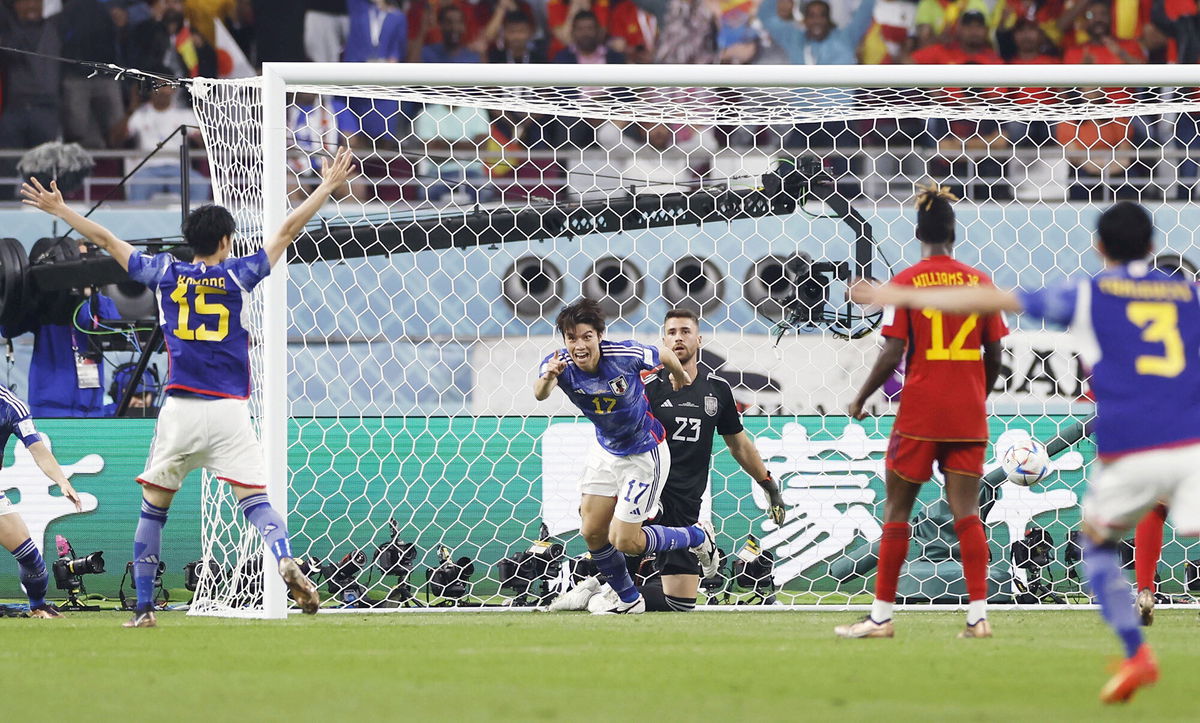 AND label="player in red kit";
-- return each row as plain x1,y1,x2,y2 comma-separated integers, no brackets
836,184,1008,639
